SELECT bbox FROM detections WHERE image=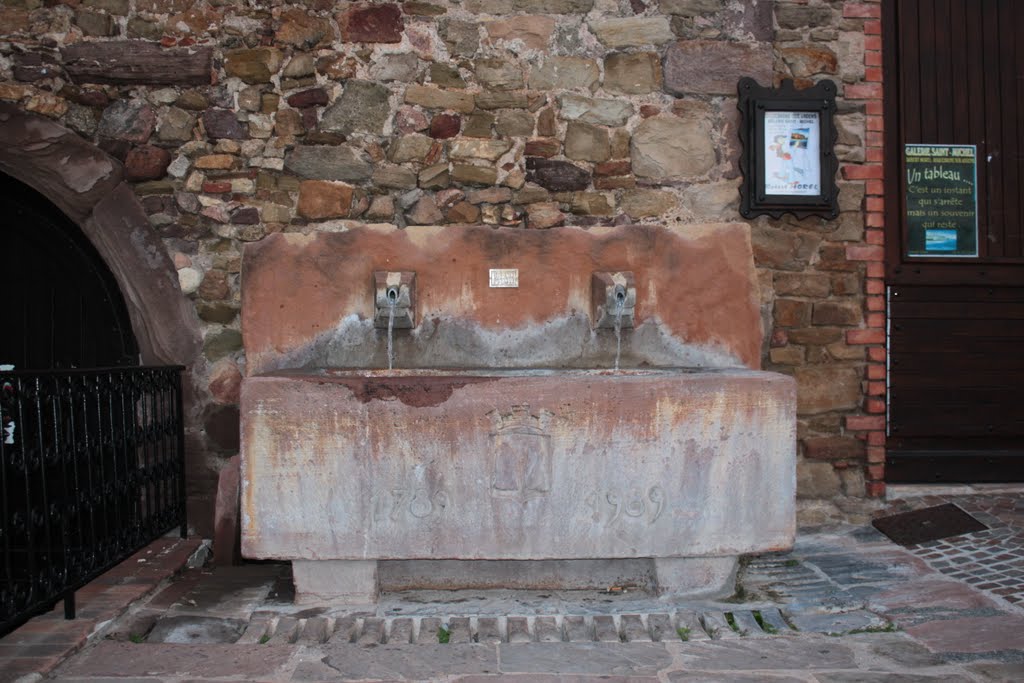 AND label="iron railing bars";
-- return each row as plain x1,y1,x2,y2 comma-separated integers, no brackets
0,366,186,636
